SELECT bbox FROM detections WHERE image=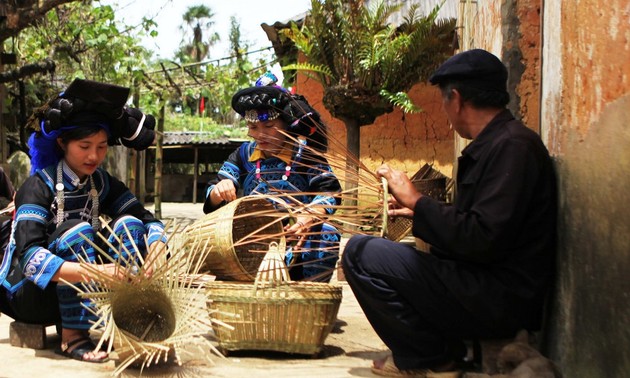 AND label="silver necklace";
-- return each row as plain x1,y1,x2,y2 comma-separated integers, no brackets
55,161,100,229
